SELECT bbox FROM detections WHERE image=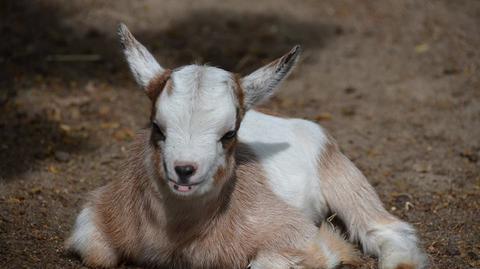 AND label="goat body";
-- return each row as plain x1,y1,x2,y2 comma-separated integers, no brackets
66,131,358,269
66,24,426,269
